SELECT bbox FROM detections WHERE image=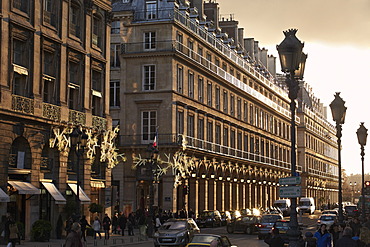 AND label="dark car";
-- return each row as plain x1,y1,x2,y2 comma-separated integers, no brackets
344,205,359,218
186,234,237,247
257,214,283,239
196,210,222,228
226,215,261,234
220,211,232,226
153,218,200,247
273,219,304,244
